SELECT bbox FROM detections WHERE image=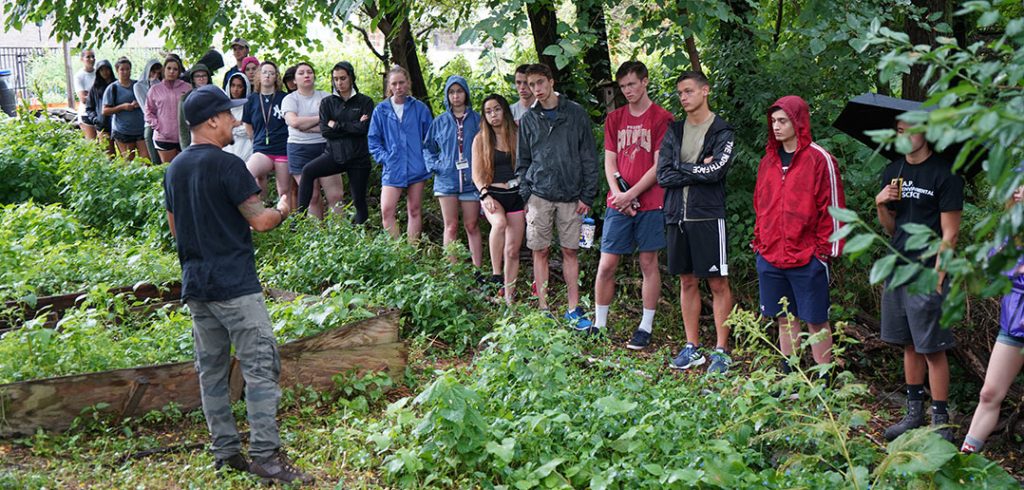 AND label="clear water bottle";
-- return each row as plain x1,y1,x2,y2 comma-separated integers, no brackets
579,216,596,249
